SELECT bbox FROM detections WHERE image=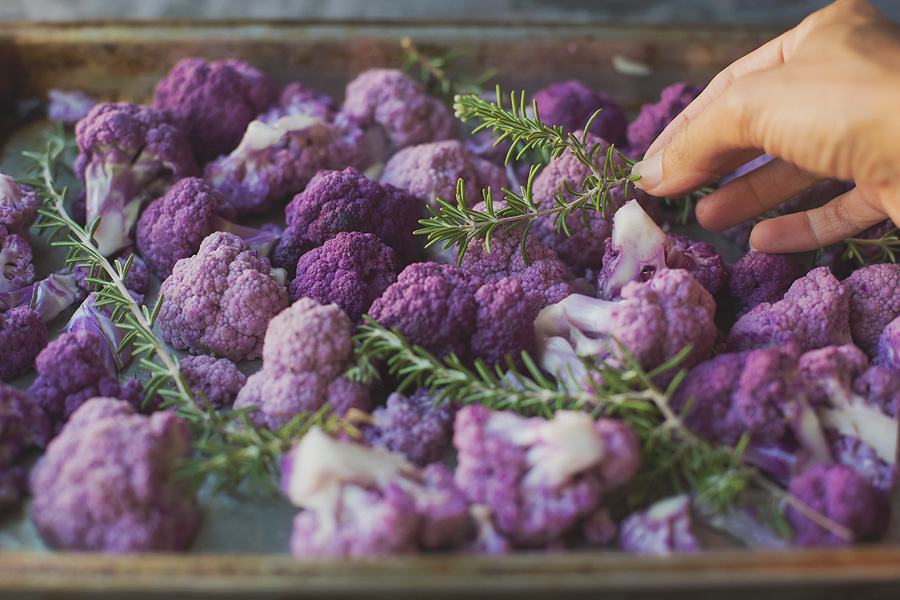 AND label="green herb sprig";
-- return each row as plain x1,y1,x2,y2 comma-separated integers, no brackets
400,37,498,101
842,226,900,265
